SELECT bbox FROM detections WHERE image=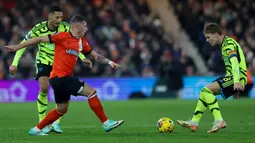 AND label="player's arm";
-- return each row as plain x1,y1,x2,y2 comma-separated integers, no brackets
227,47,240,83
11,26,40,66
11,40,27,66
230,57,240,83
89,51,120,68
81,39,119,68
226,45,244,93
5,36,50,52
9,39,29,75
